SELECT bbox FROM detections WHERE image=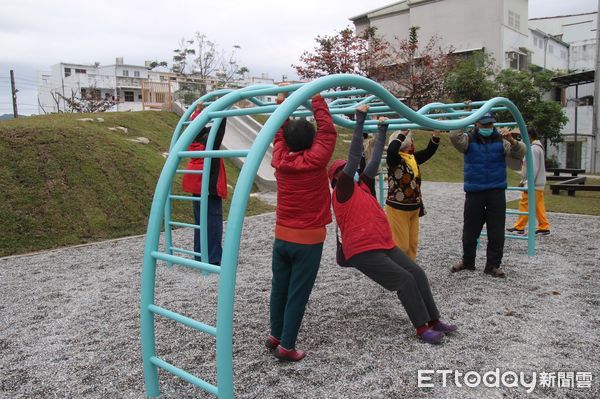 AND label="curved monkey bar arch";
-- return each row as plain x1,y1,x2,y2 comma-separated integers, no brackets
141,74,535,398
